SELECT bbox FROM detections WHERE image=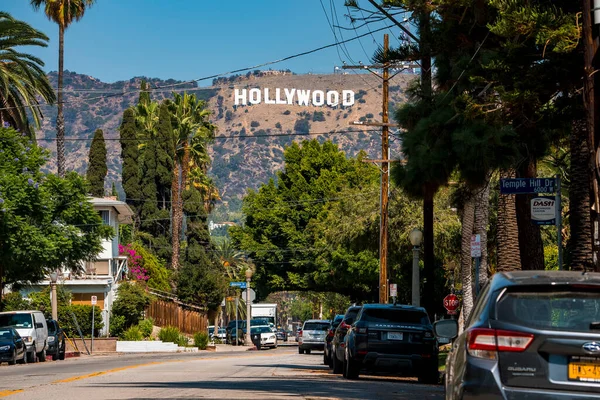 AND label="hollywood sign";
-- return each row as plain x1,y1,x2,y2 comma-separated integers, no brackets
234,88,355,107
